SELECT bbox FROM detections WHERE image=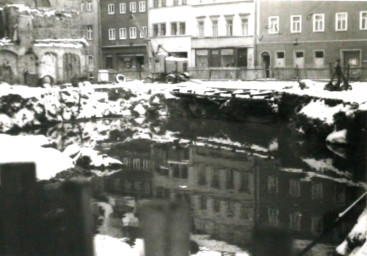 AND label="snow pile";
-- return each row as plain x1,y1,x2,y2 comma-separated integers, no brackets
6,4,77,18
94,235,142,256
326,129,348,145
0,134,74,180
0,83,171,132
298,99,354,125
336,208,367,256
